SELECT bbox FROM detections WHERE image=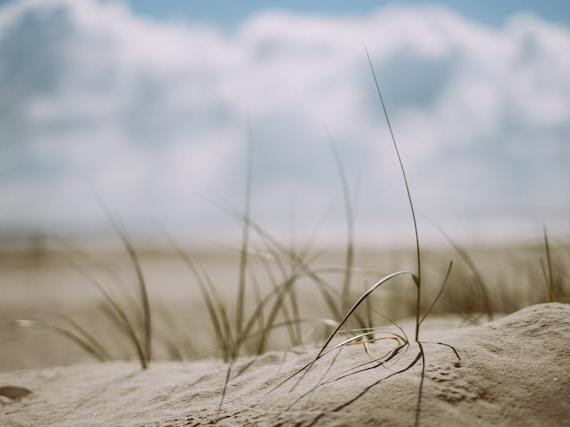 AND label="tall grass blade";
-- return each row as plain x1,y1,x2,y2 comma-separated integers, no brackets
247,262,267,352
24,318,109,362
67,253,147,368
542,226,556,302
160,231,231,360
116,231,152,365
366,48,422,341
256,247,298,346
96,202,152,366
204,193,344,321
419,261,453,324
236,121,253,337
60,315,112,361
203,272,234,356
436,225,492,320
96,196,153,366
326,130,356,313
256,275,299,354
